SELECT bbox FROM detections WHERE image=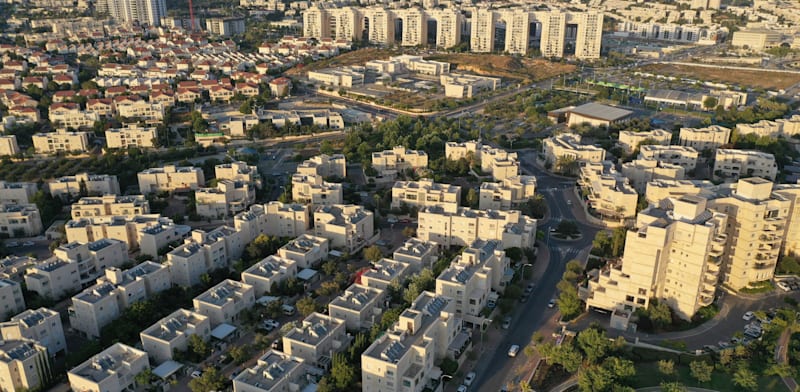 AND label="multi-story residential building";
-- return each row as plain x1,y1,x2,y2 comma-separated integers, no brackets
638,145,699,172
276,234,330,269
445,140,480,162
0,339,51,392
417,206,536,248
361,292,461,392
105,124,157,149
479,175,537,211
313,205,374,252
233,350,322,392
710,178,789,289
427,9,463,48
359,259,412,291
0,279,25,321
193,279,255,327
65,215,188,257
68,282,119,339
0,135,20,157
165,227,241,287
645,179,717,205
372,146,428,177
392,238,439,272
362,7,395,45
543,133,606,168
106,0,166,26
391,179,461,214
297,154,346,178
0,203,42,237
32,129,91,154
326,7,362,41
205,17,245,36
48,173,120,200
713,149,777,182
291,174,343,206
71,195,149,219
195,180,256,218
328,284,385,331
621,158,686,193
617,129,672,154
138,165,205,193
394,8,428,46
0,255,35,283
233,202,310,241
735,115,800,138
282,312,348,368
49,103,99,129
479,146,519,180
0,181,37,204
241,255,298,296
679,125,731,152
215,161,260,186
140,309,211,365
585,195,728,320
24,260,81,301
435,240,509,325
0,307,66,356
579,162,638,221
67,343,150,392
